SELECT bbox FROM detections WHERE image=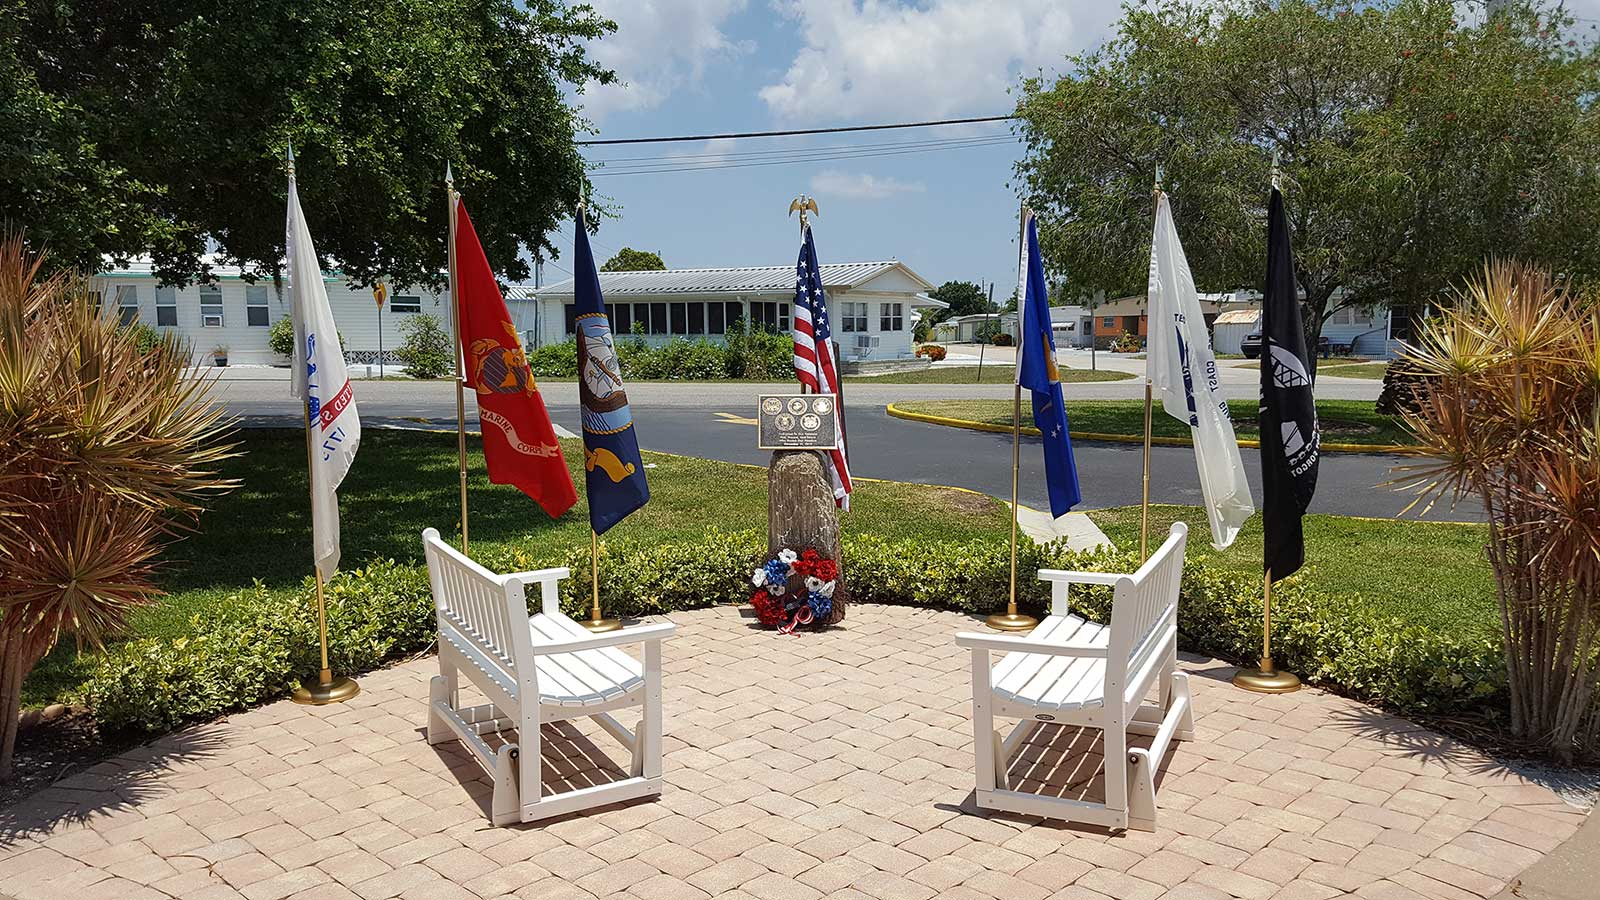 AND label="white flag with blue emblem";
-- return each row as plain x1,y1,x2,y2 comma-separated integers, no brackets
1147,191,1253,549
287,158,361,577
